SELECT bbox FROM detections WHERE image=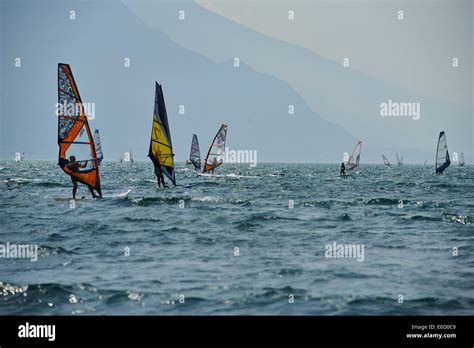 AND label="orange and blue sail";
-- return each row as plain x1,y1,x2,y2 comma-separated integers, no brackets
57,63,101,196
